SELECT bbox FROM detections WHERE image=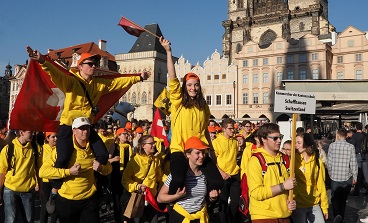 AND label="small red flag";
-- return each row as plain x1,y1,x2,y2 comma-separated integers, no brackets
9,57,140,132
150,108,169,147
118,16,145,37
144,188,168,213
